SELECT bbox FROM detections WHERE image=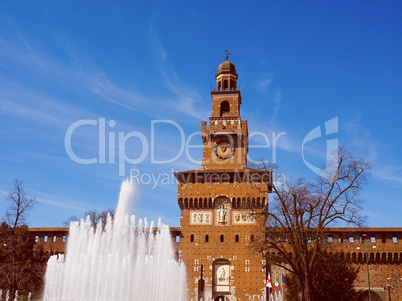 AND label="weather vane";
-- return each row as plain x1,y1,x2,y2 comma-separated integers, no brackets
225,41,230,61
225,49,230,61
